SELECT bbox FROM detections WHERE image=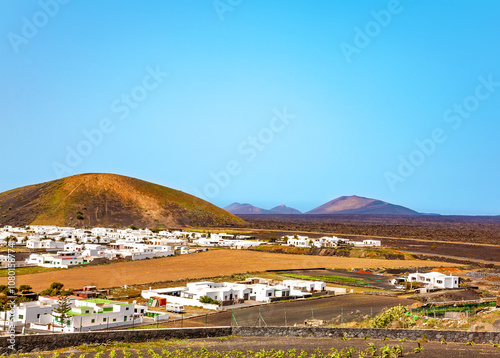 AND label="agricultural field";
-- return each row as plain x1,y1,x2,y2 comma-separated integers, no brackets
0,249,453,292
18,336,500,358
280,269,397,290
162,294,414,328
